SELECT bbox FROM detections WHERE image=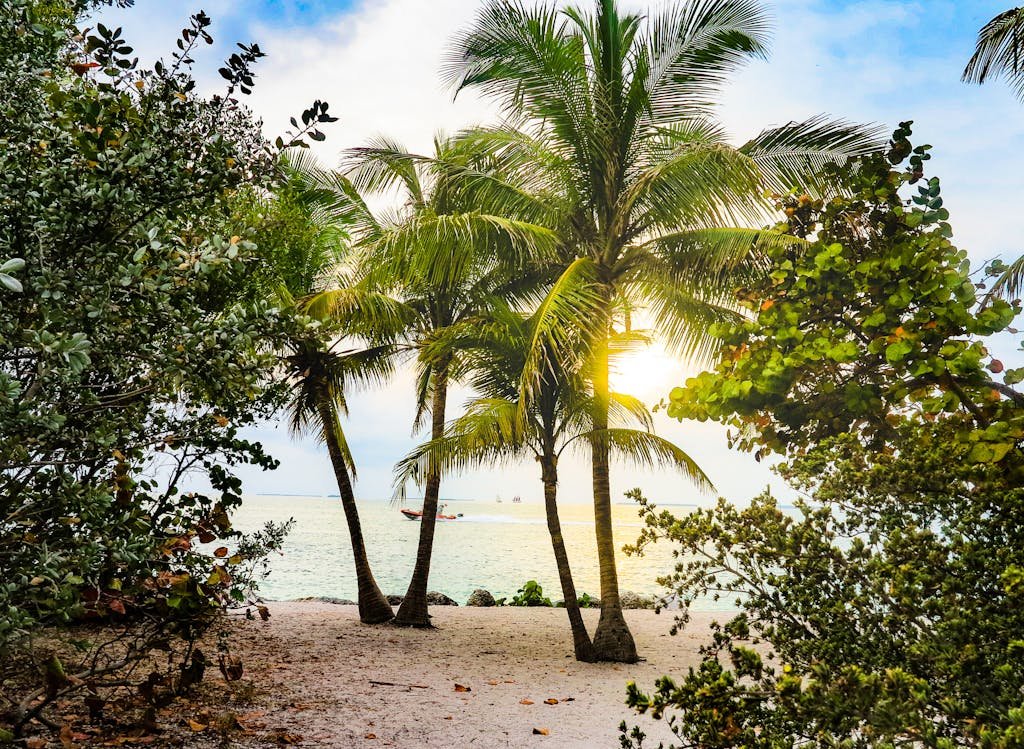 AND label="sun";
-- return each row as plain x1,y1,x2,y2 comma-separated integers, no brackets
609,342,684,405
